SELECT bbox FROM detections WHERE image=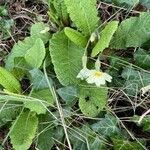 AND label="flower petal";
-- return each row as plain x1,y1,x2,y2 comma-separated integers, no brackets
95,77,106,86
77,68,91,80
86,76,95,84
103,73,112,82
85,69,112,87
